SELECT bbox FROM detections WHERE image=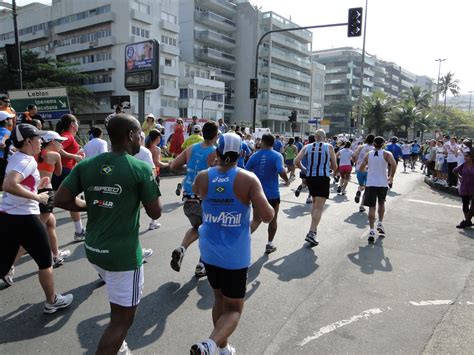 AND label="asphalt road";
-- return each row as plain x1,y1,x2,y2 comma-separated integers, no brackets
1,166,473,354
